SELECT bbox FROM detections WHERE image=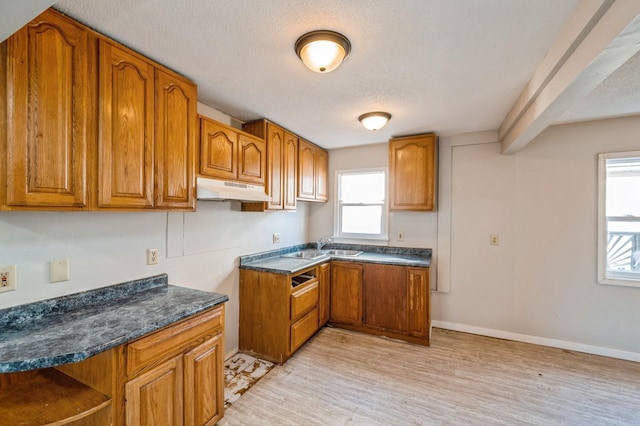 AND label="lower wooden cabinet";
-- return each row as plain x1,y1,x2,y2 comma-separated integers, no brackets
330,262,363,326
184,335,225,426
45,304,226,426
125,306,225,426
408,268,430,338
125,355,184,426
330,262,430,345
240,264,324,364
318,262,331,326
290,308,319,353
364,264,408,332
